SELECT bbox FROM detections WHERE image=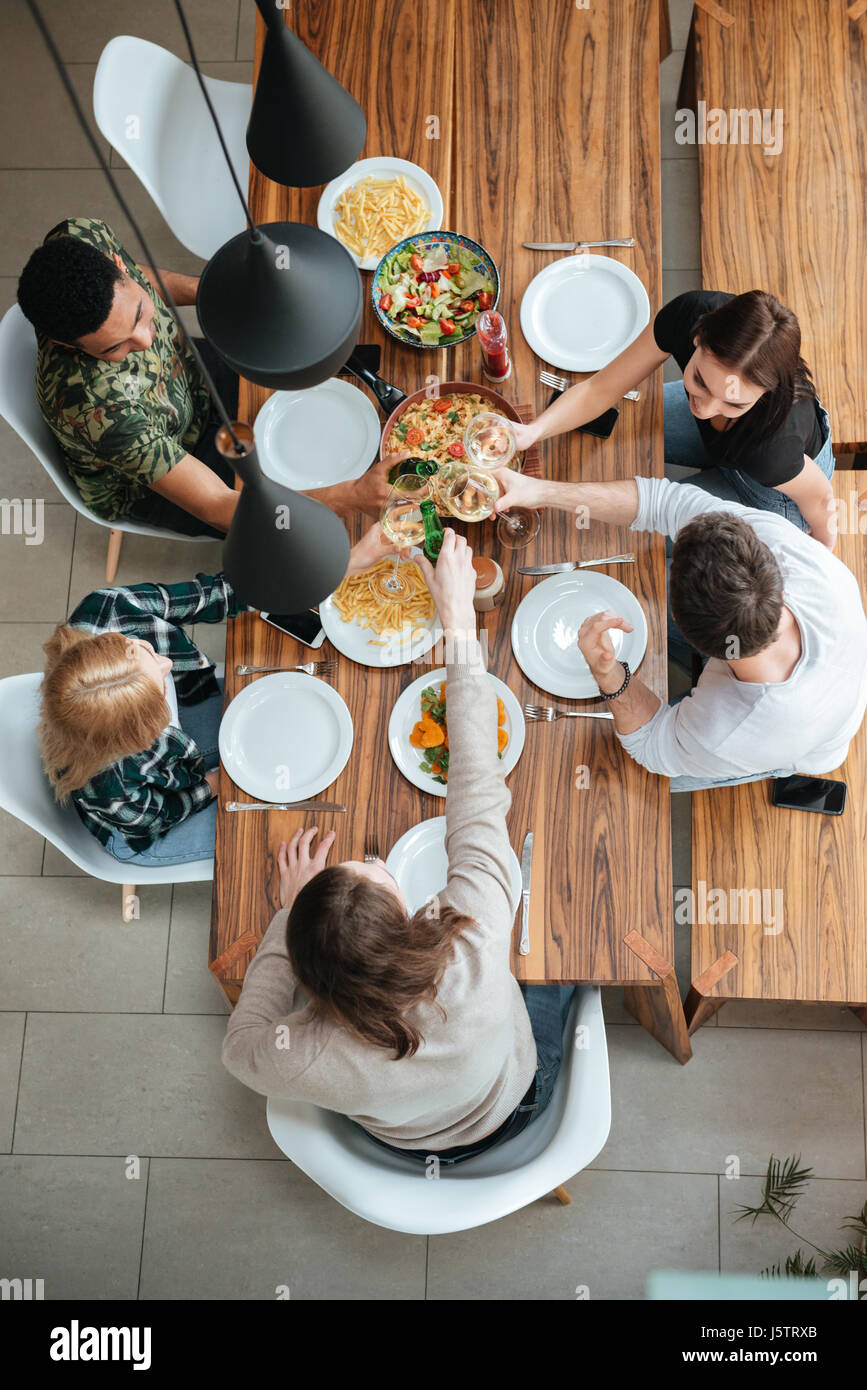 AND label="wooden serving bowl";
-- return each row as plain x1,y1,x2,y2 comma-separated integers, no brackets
379,380,523,462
